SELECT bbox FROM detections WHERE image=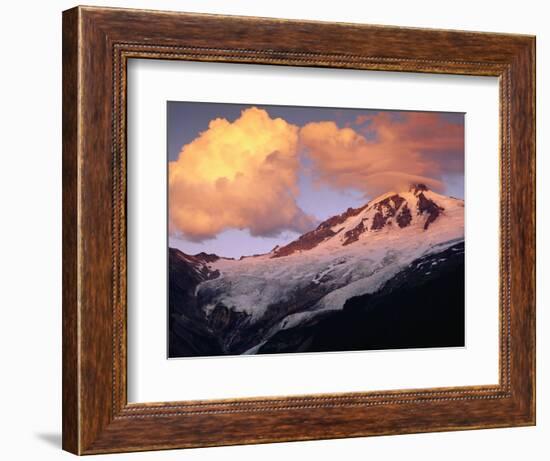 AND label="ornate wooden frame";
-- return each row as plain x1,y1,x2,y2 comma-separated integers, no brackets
62,5,536,455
